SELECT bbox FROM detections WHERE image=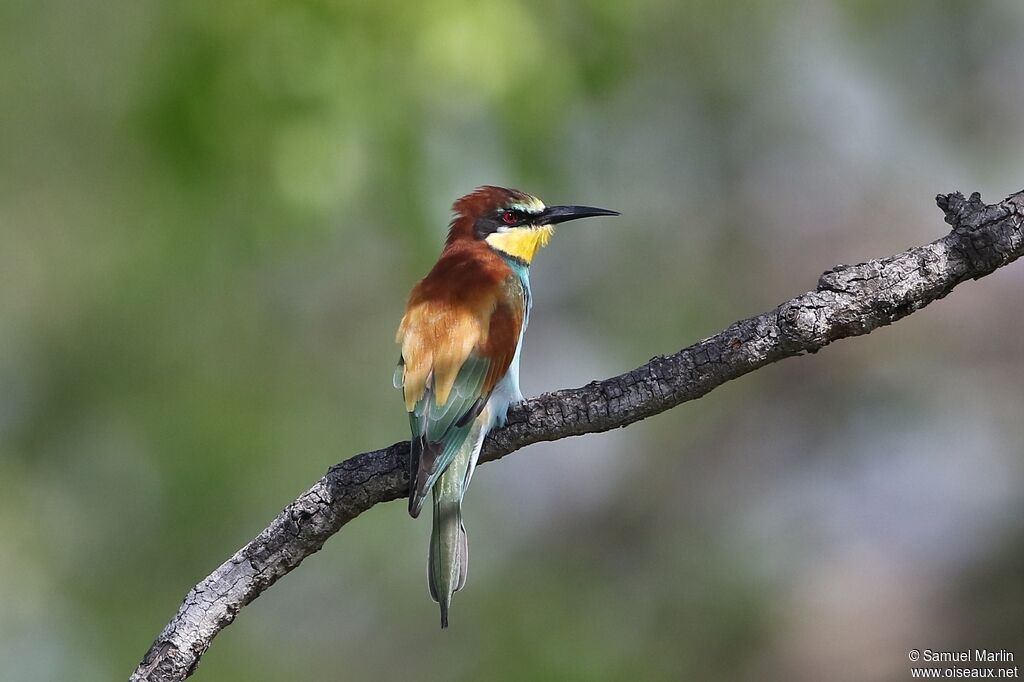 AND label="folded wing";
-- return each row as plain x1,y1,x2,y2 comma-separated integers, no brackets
396,284,523,517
